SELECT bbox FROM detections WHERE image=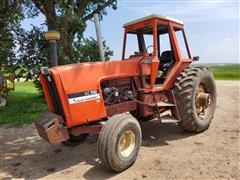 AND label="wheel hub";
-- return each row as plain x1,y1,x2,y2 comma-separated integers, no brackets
195,83,211,119
118,130,135,158
196,92,211,108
